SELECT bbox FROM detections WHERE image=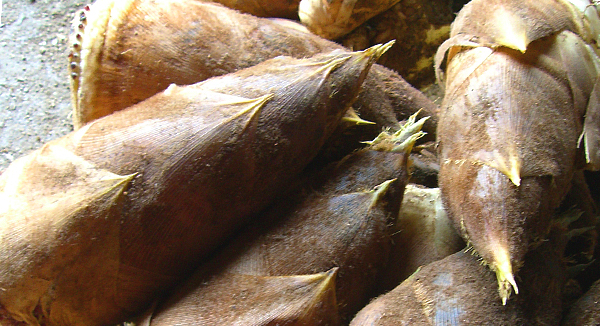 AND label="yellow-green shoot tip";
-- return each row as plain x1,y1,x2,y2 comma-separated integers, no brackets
494,248,519,305
342,108,375,125
369,179,396,209
361,40,395,61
